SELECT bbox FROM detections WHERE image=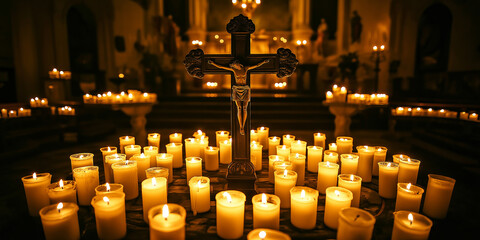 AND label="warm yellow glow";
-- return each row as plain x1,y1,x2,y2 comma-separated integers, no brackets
335,190,340,197
59,71,64,75
103,196,110,205
214,34,219,39
197,180,202,189
301,189,306,199
241,3,246,8
232,0,237,3
106,183,111,192
302,40,307,45
326,161,330,167
283,169,288,177
57,202,63,212
331,143,336,147
33,172,37,179
143,92,148,97
350,175,355,181
408,213,414,225
262,193,267,205
373,45,378,51
313,146,317,150
295,153,300,158
163,204,169,219
282,145,287,149
296,40,302,45
197,130,203,135
219,39,224,44
387,162,391,167
407,183,411,190
118,73,124,78
152,177,157,186
380,45,385,51
223,192,232,203
59,179,64,189
273,37,277,41
259,230,266,239
53,68,58,72
326,91,333,97
256,0,261,4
